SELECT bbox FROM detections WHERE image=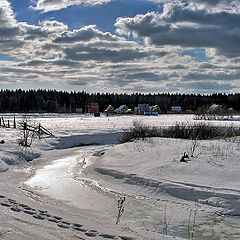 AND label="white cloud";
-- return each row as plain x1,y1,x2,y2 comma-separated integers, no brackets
1,0,240,93
150,0,240,13
115,3,240,58
31,0,113,12
53,25,122,43
41,20,68,33
0,0,17,26
0,0,23,53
